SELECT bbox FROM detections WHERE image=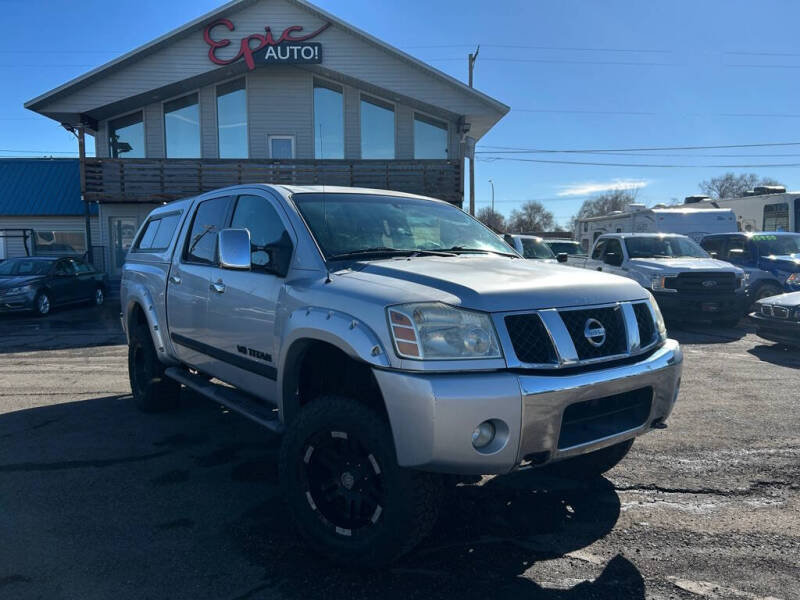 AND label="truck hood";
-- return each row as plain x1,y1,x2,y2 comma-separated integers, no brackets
629,257,742,274
759,290,800,307
760,255,800,272
338,255,648,312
